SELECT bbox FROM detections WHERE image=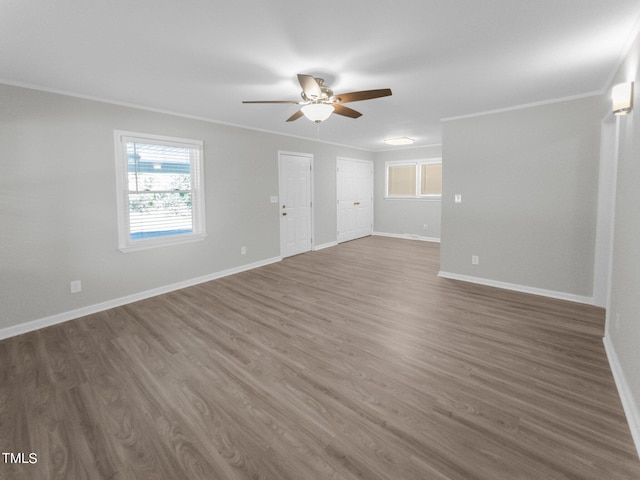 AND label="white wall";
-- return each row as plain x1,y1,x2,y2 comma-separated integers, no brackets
0,84,372,333
440,96,602,301
603,29,640,455
373,145,442,240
